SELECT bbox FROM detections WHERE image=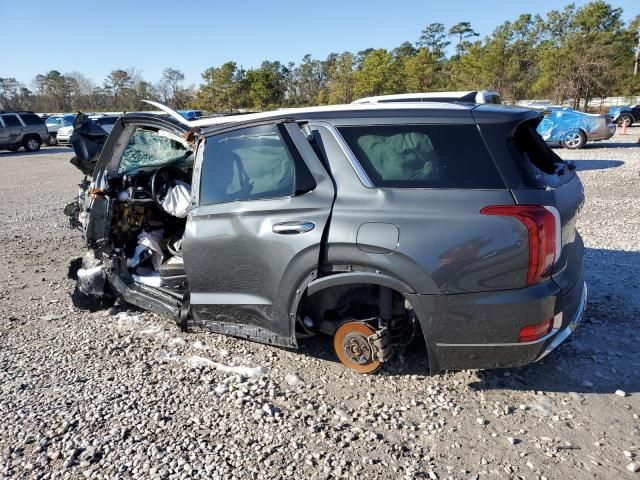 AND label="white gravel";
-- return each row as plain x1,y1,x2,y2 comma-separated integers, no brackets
0,130,639,479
